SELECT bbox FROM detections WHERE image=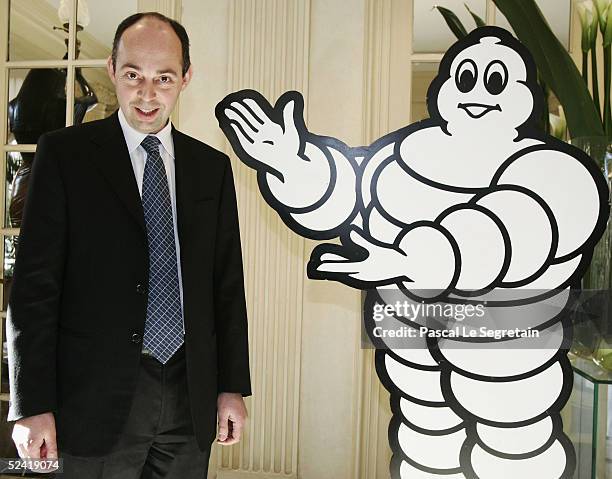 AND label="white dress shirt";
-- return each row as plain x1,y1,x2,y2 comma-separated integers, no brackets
117,108,185,334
